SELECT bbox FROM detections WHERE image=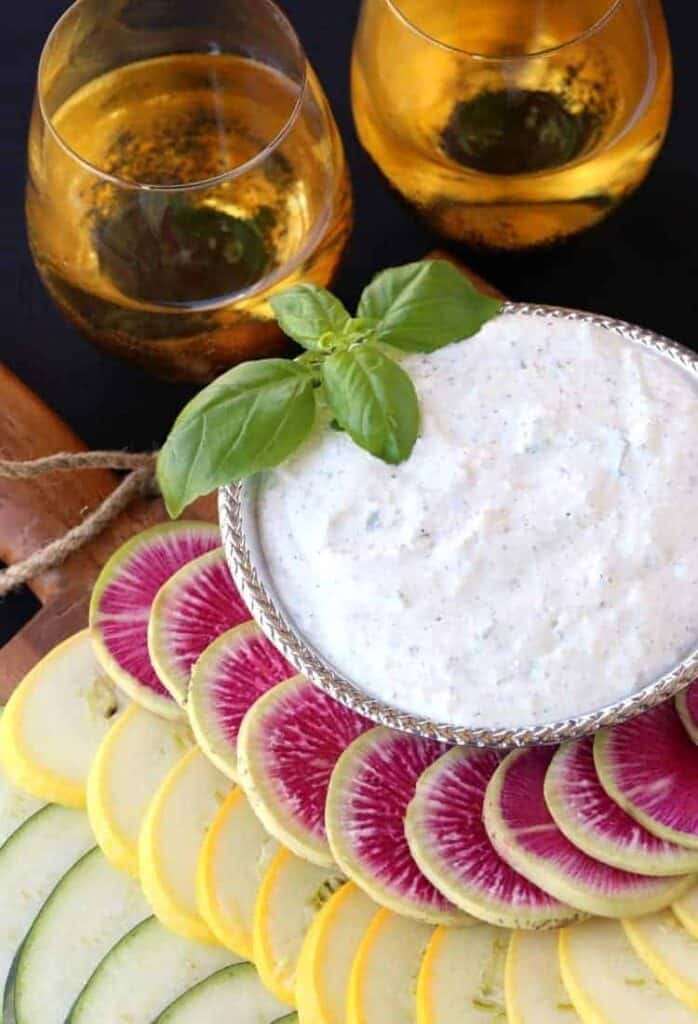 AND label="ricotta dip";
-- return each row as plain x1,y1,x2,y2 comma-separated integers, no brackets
257,310,698,728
